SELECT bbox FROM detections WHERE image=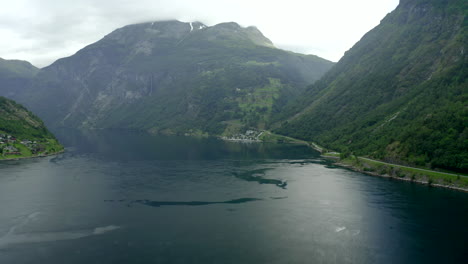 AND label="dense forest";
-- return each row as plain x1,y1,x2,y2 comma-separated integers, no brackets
275,0,467,172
